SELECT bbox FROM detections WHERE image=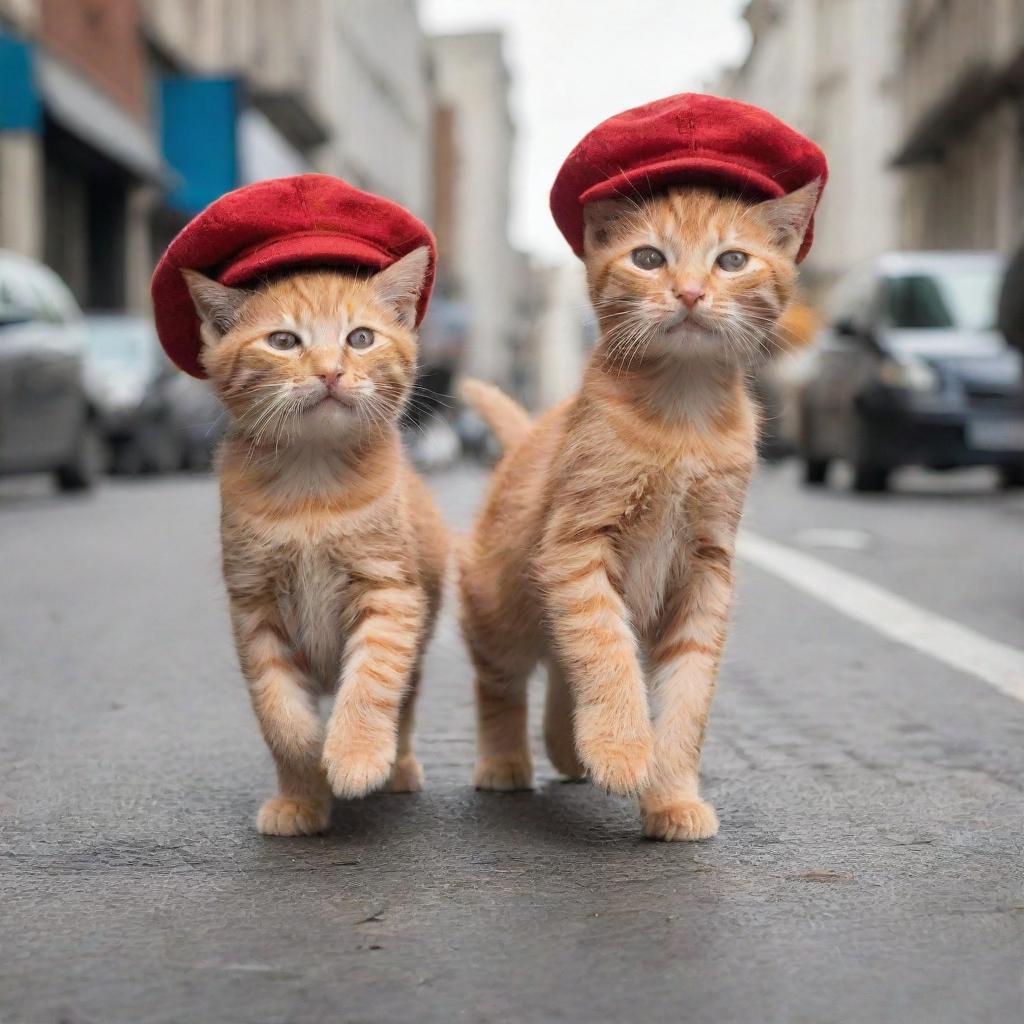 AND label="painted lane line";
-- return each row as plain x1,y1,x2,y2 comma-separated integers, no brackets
794,527,873,552
737,530,1024,705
